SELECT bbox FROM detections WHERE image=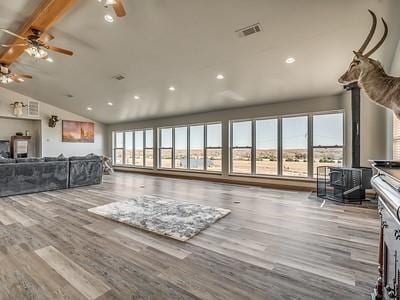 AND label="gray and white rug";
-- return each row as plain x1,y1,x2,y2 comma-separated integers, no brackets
88,195,231,241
